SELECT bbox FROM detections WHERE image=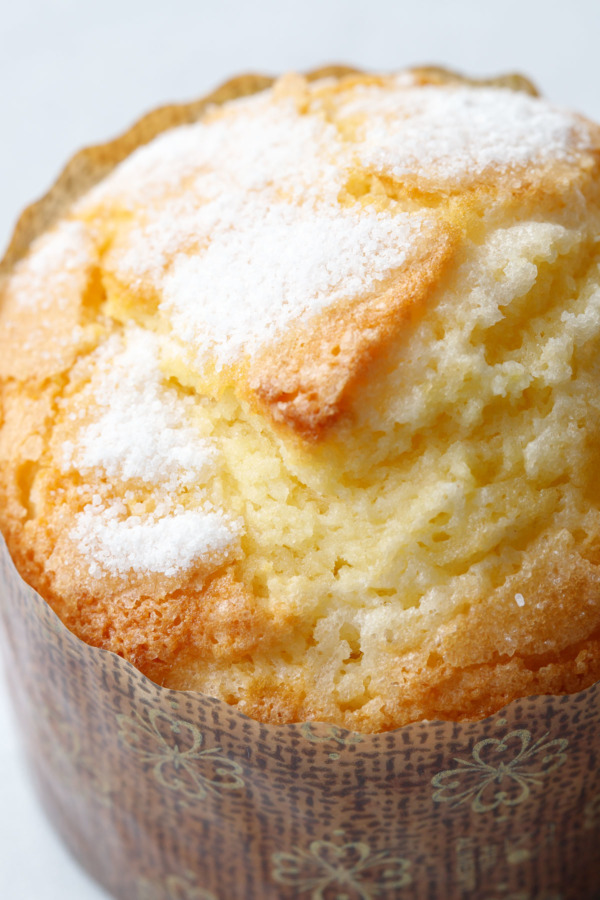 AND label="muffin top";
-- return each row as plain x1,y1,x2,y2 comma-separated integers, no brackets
1,69,600,731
